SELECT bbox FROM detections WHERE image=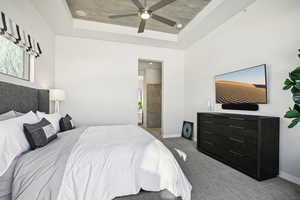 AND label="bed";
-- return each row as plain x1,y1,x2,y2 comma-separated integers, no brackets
0,81,192,200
